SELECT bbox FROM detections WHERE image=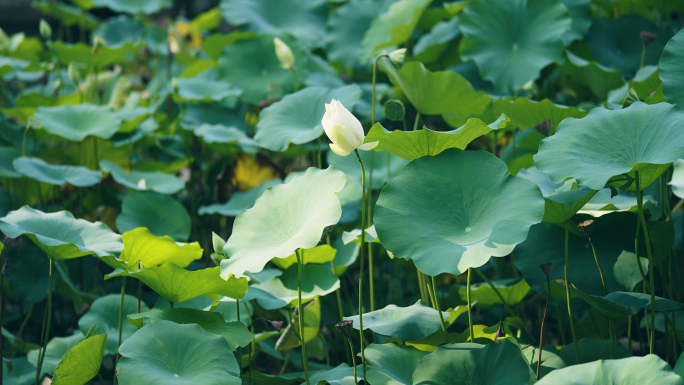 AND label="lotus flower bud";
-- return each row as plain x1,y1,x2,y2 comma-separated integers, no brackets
67,63,81,84
322,99,378,156
335,320,354,339
273,37,295,70
39,19,52,40
388,48,407,66
577,220,595,241
640,31,657,49
539,262,552,279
